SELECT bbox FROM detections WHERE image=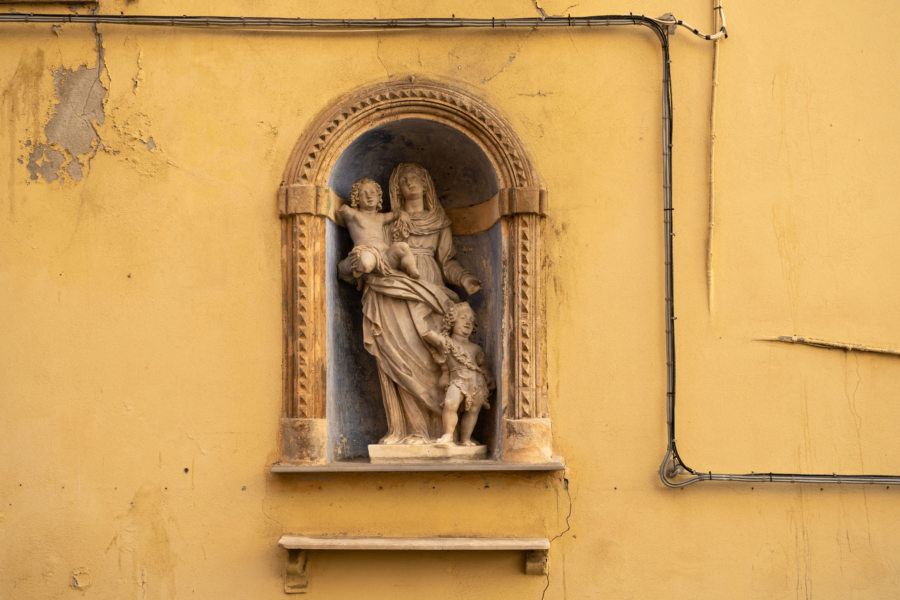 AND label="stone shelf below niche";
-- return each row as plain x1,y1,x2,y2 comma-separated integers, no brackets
270,457,565,473
277,535,551,592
